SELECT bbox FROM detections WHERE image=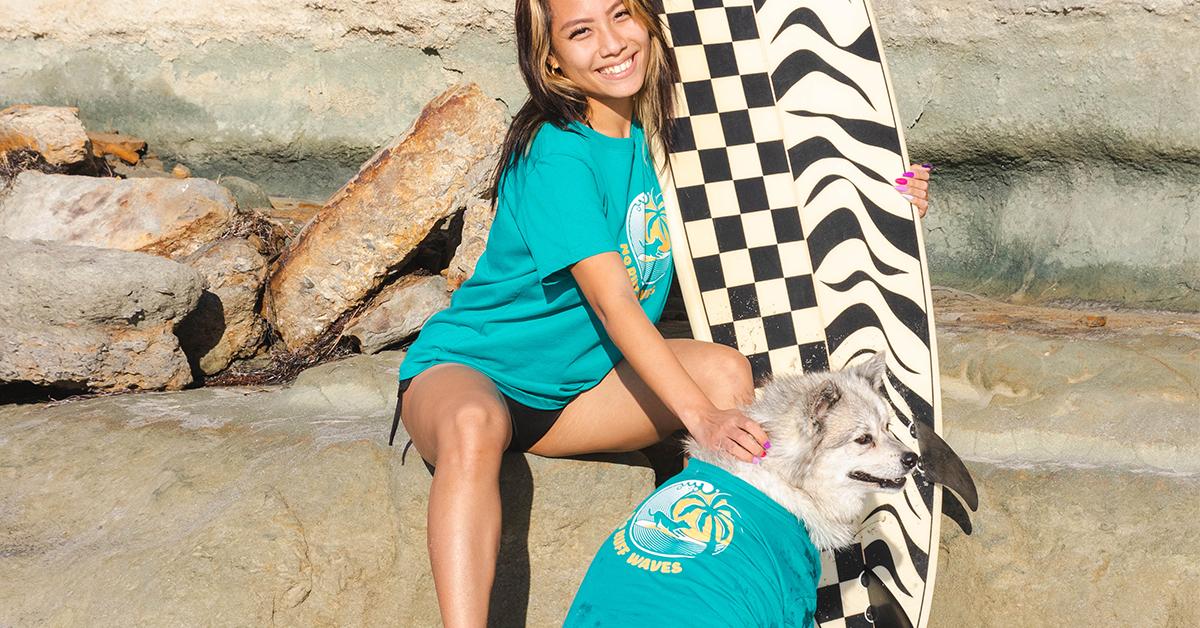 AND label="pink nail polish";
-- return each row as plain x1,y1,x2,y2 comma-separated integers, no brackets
895,185,908,192
895,177,908,184
763,440,772,450
903,171,915,178
752,456,761,465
